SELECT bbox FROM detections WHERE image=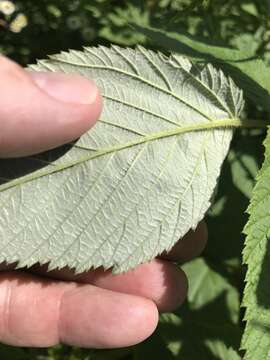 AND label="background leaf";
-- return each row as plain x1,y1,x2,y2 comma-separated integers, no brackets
205,342,241,360
133,25,270,111
242,126,270,359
